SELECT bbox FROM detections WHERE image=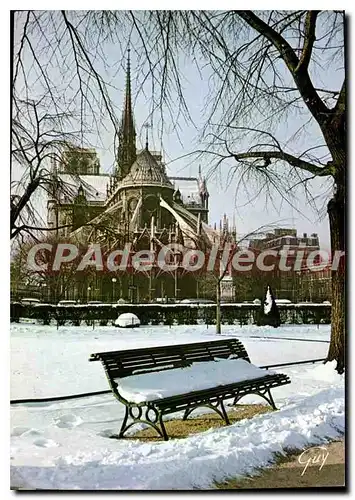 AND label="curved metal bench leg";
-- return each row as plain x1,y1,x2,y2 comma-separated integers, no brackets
182,406,193,421
118,406,129,437
233,392,242,406
252,388,278,410
159,413,169,441
233,389,277,410
181,401,230,426
219,400,230,425
118,406,169,440
120,419,166,439
264,389,277,410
